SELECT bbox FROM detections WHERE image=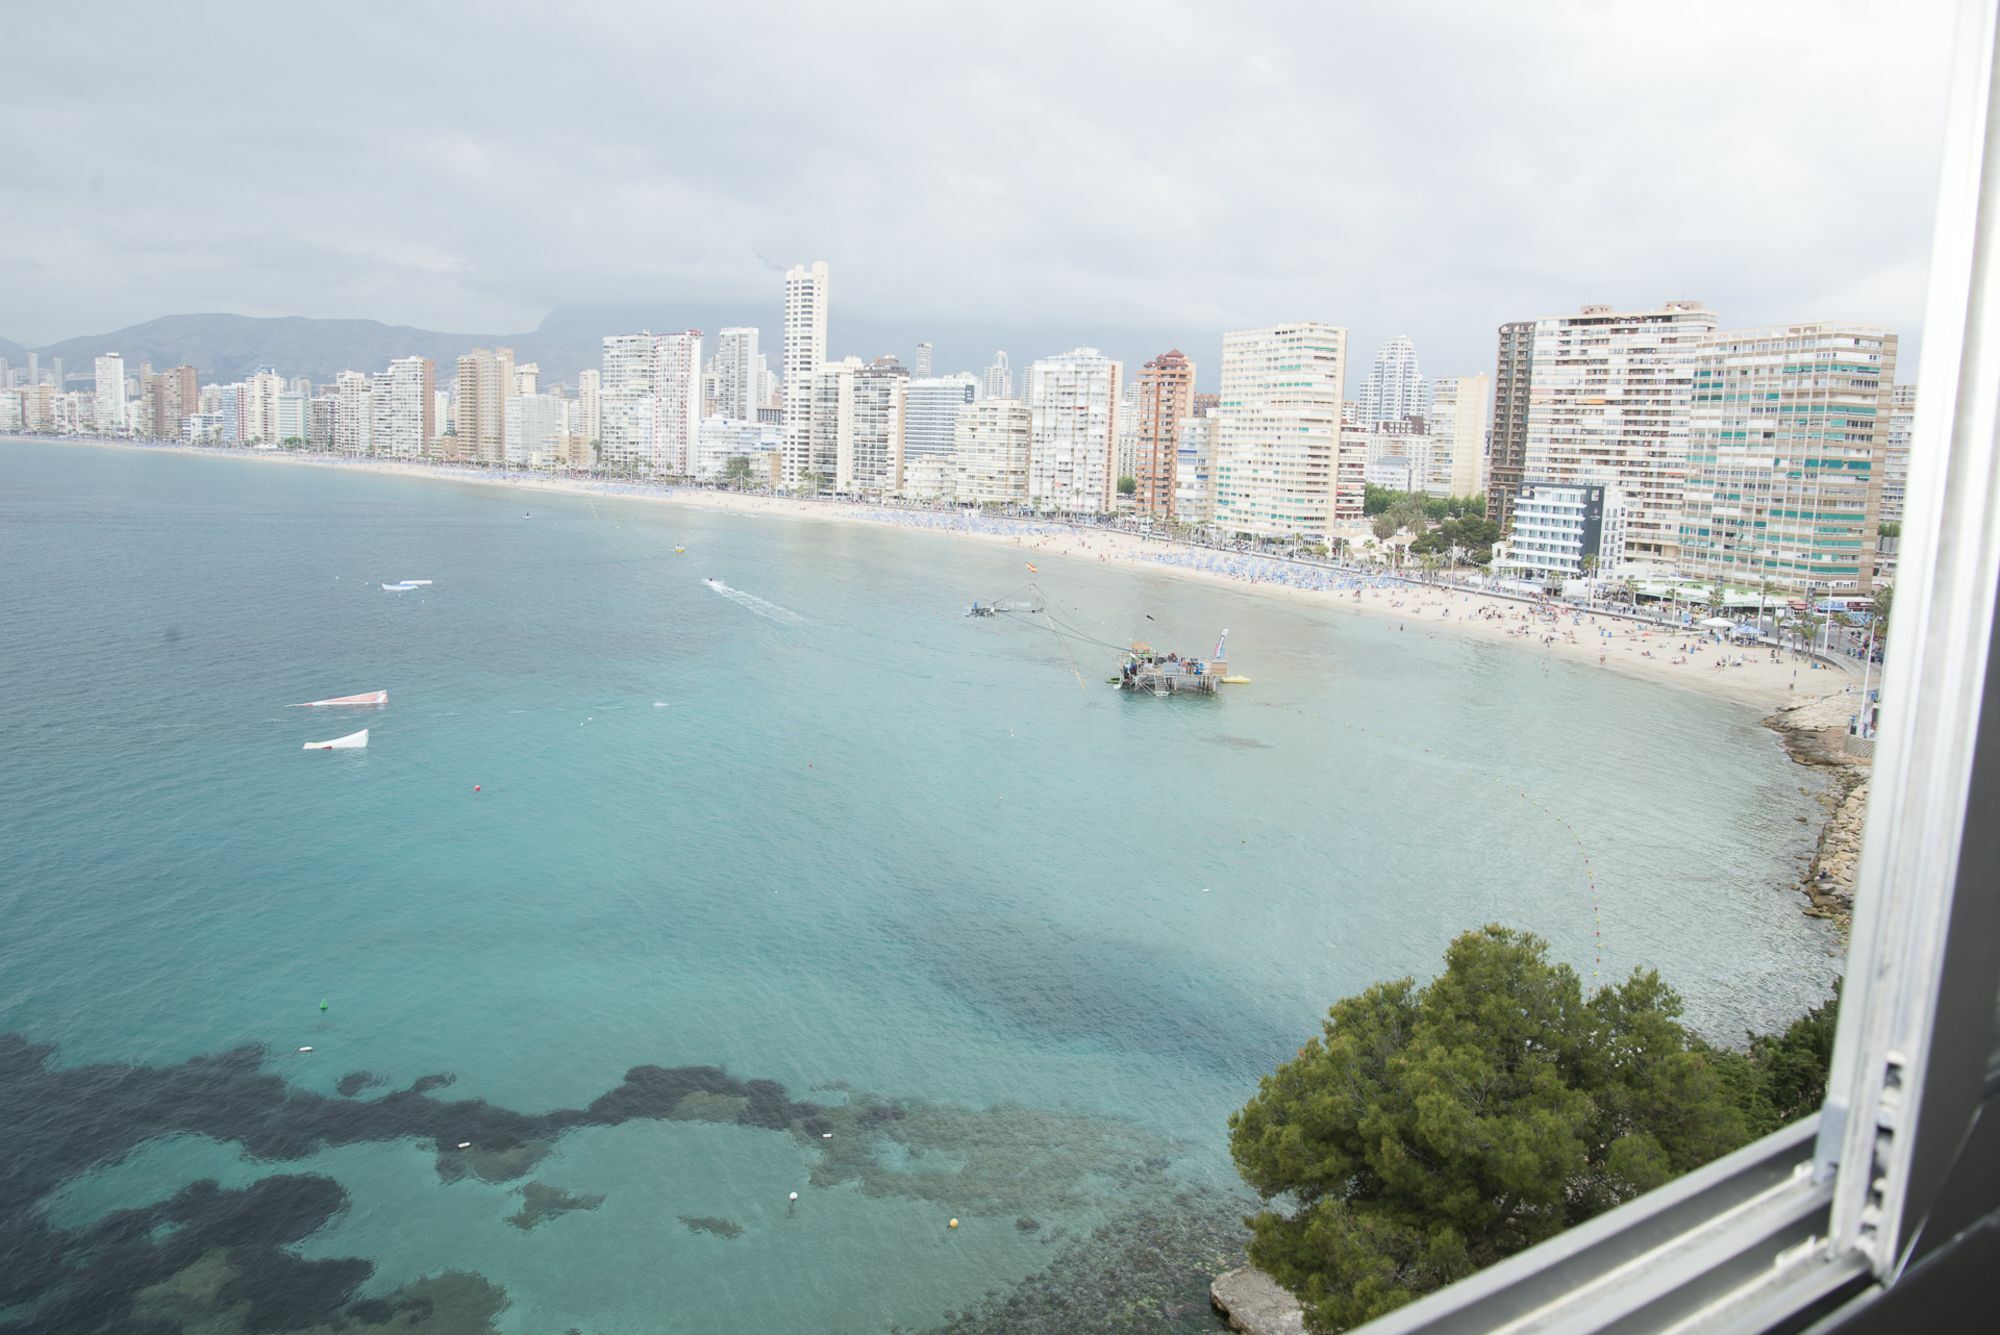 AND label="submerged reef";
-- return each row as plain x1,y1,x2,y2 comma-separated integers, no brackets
0,1031,1221,1332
